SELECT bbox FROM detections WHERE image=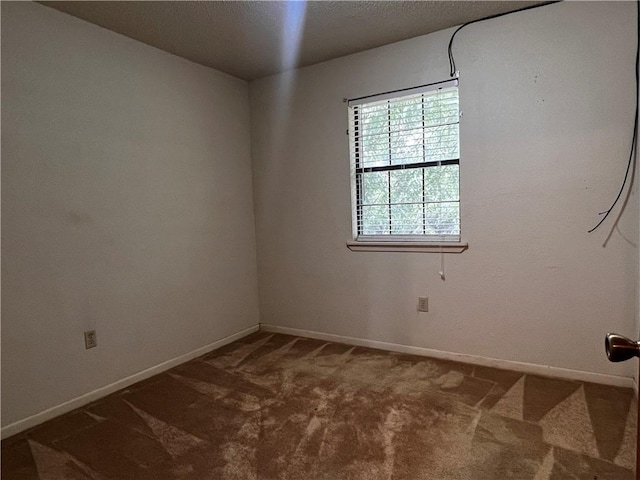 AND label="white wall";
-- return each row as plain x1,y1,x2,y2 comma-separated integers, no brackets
1,2,260,427
250,1,639,378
